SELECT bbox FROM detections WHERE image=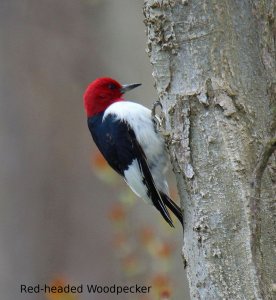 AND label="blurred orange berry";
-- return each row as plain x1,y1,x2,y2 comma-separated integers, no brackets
160,289,172,299
91,150,109,170
151,274,172,298
90,150,118,184
152,274,169,288
46,278,78,300
139,227,154,245
156,242,174,259
108,203,126,222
